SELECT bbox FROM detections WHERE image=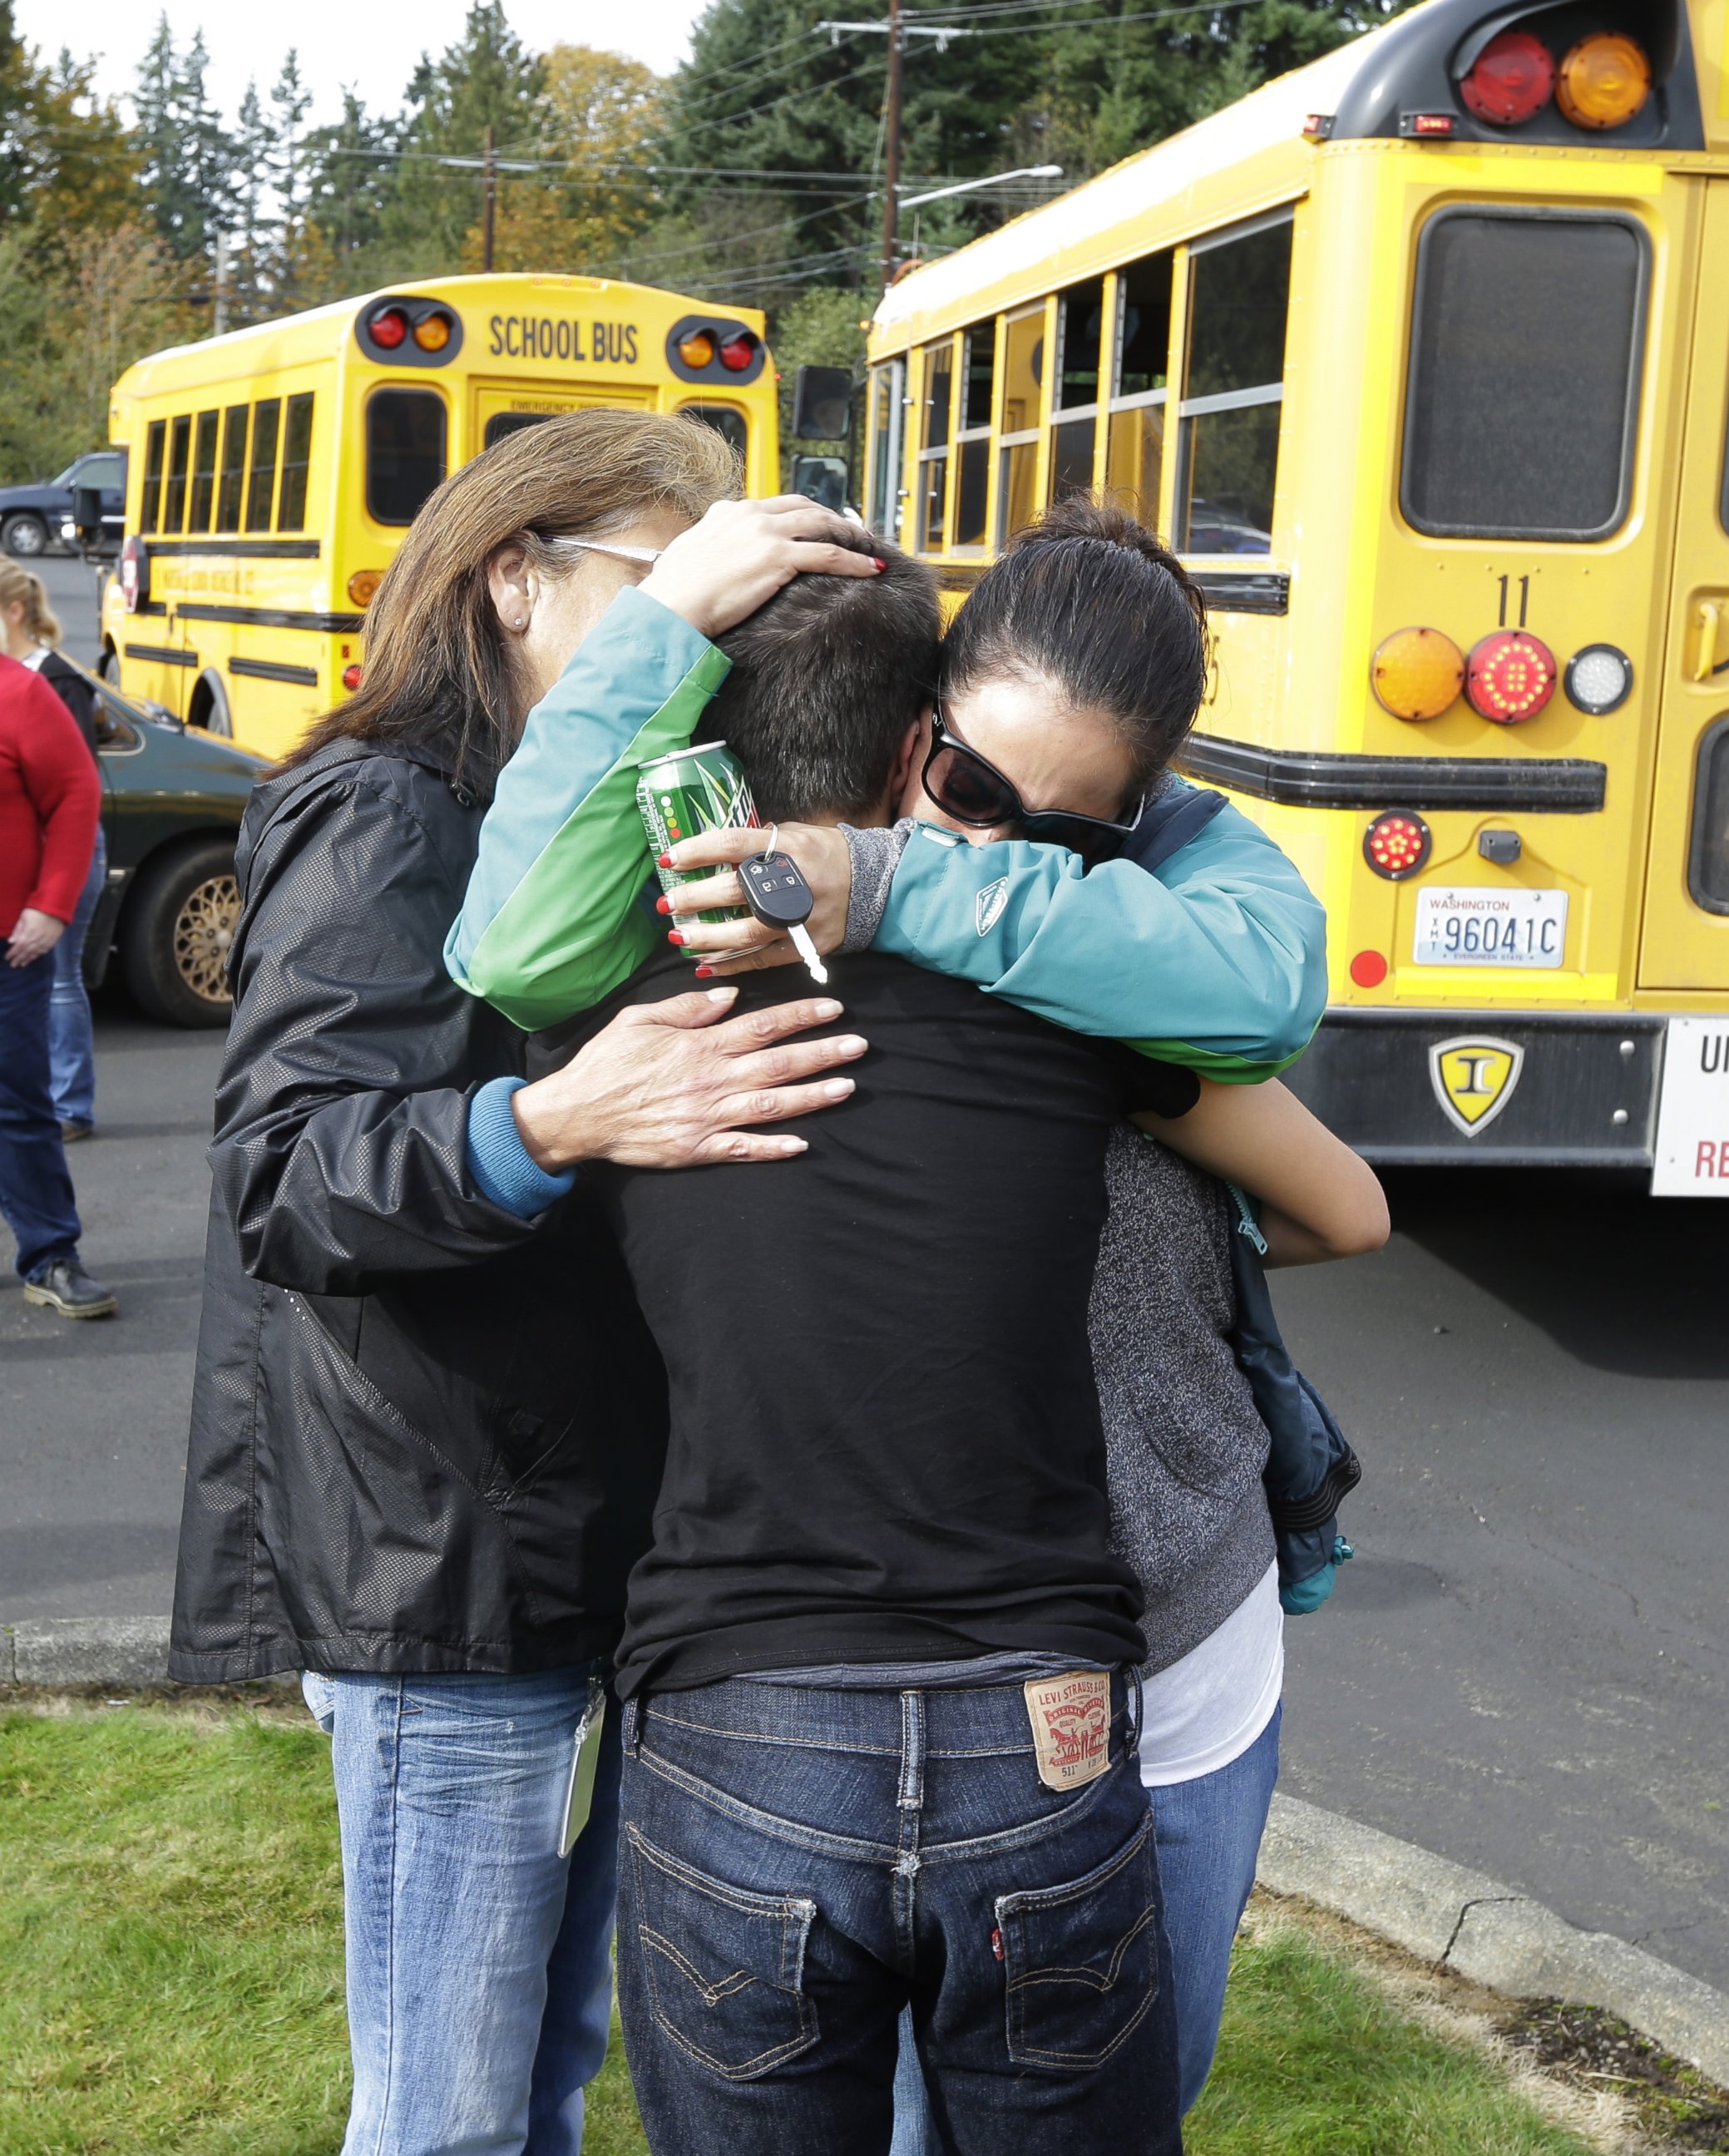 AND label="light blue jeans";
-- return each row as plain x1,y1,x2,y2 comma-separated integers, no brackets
48,828,103,1130
301,1665,623,2156
887,1700,1282,2149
